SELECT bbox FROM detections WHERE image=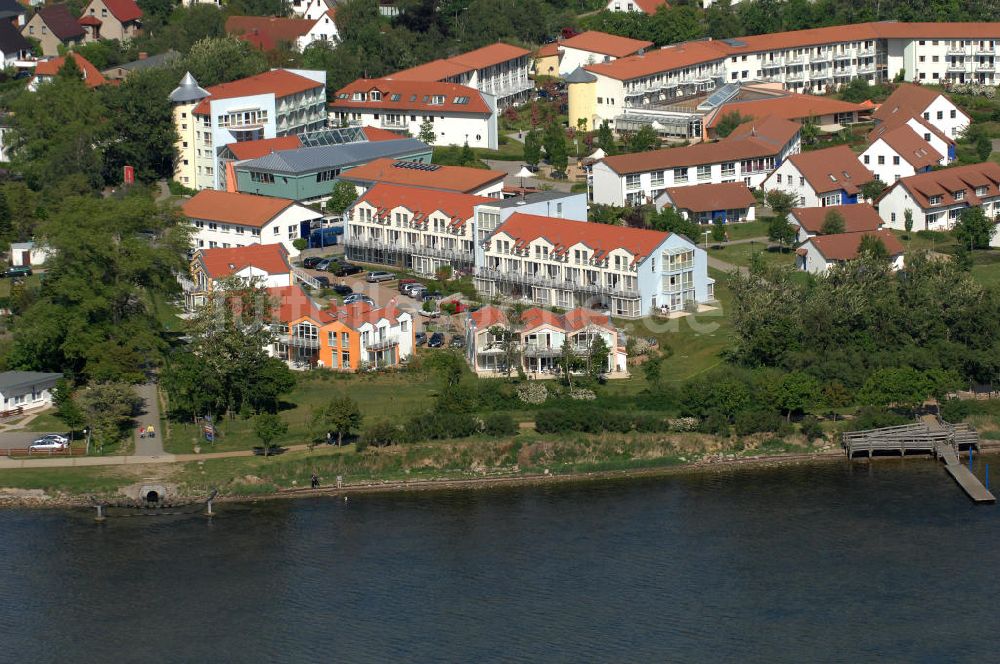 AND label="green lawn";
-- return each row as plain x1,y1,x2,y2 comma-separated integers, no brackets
0,273,42,298
0,466,135,495
970,250,1000,289
708,220,770,242
164,370,441,454
24,411,66,433
708,242,796,269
